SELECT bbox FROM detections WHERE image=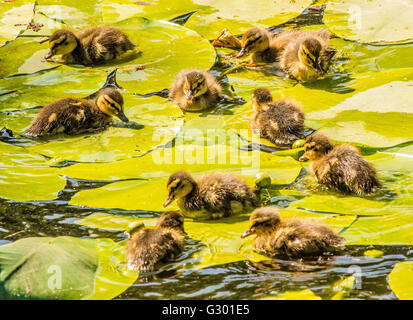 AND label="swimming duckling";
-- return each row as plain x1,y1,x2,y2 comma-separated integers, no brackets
25,87,128,137
236,27,280,65
127,211,186,272
241,207,344,258
44,26,136,66
251,87,305,146
299,133,381,196
168,69,222,112
277,30,336,82
163,171,258,219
